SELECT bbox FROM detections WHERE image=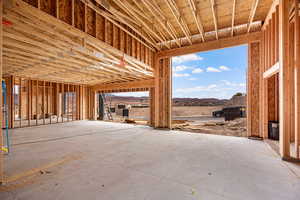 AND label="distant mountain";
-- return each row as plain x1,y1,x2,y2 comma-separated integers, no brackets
107,95,233,106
